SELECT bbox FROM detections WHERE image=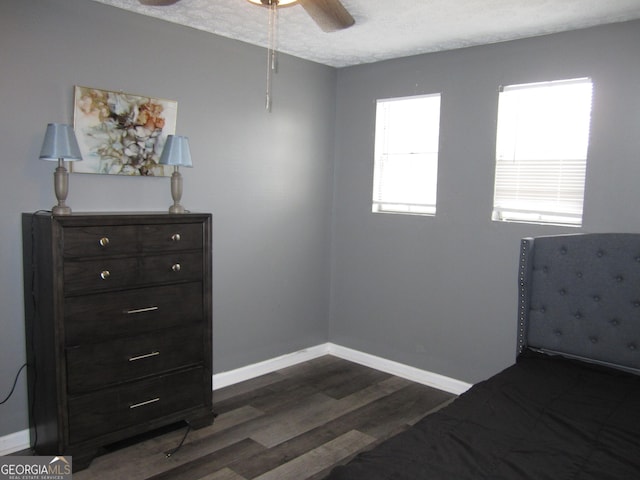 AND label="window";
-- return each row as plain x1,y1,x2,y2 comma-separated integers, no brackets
492,78,593,226
372,94,441,216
